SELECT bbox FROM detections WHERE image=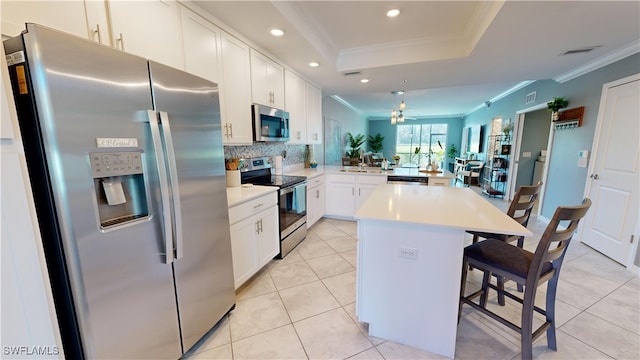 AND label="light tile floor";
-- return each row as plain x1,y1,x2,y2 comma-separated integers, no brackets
186,189,639,360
